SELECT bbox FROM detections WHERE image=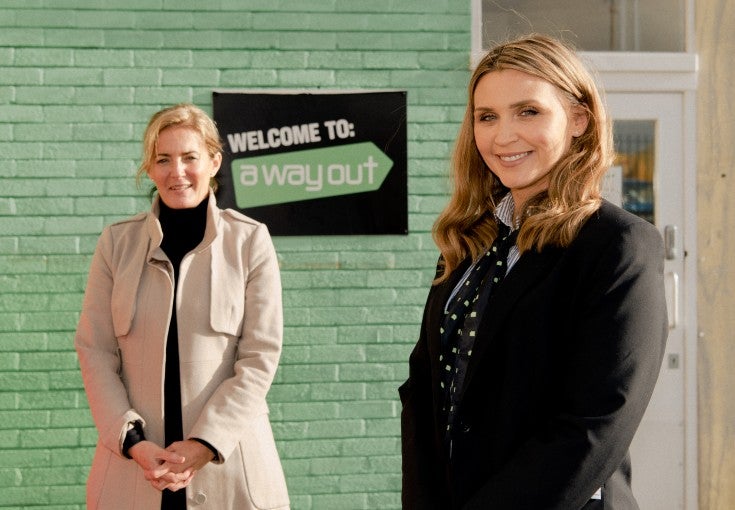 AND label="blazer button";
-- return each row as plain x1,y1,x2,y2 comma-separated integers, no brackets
461,423,472,433
193,492,207,505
